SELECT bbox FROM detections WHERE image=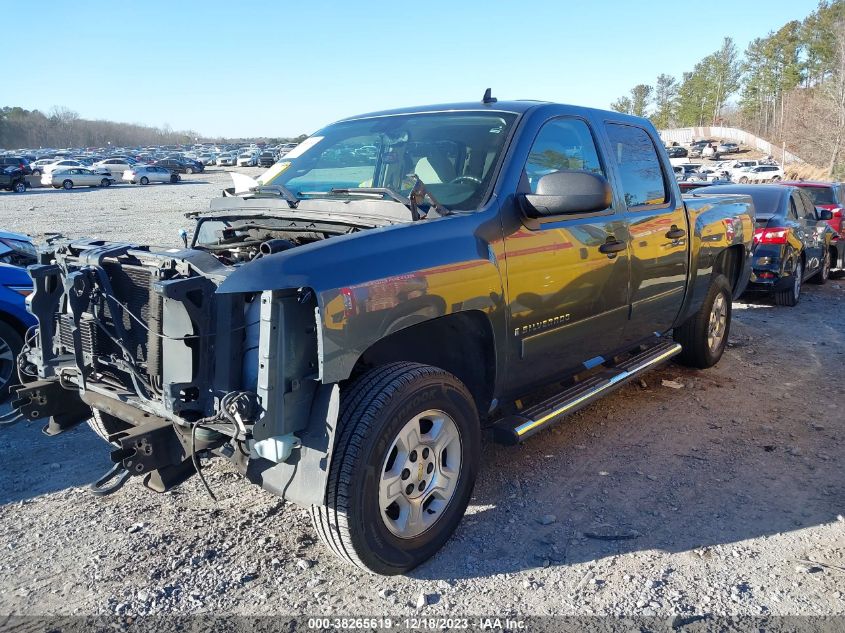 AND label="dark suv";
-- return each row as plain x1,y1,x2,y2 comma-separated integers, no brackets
0,156,32,175
258,151,277,167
